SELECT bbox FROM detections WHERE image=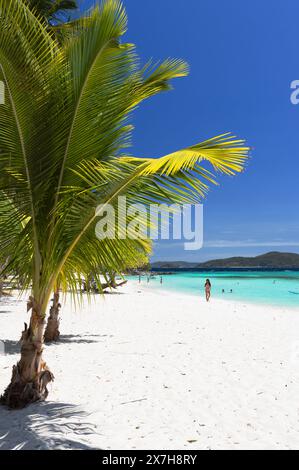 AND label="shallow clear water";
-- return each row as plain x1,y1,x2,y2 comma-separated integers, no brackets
131,271,299,309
